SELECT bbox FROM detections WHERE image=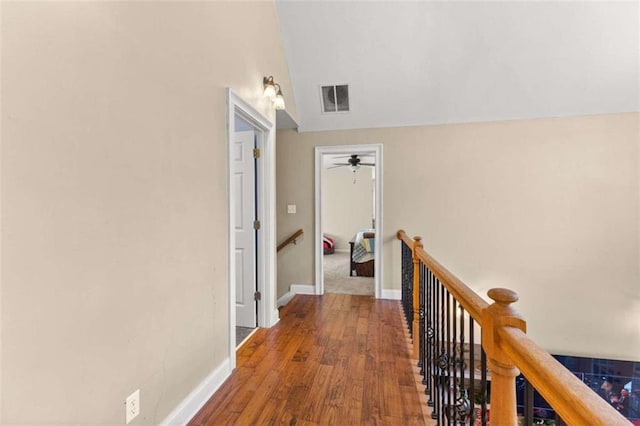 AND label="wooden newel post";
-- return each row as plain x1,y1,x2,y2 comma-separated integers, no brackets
411,236,423,359
482,288,527,425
